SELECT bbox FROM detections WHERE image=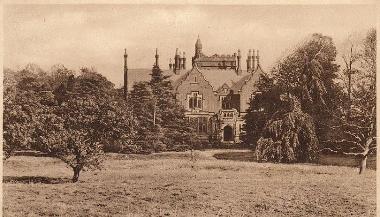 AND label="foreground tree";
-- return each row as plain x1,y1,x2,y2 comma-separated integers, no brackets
324,28,376,174
36,68,136,182
3,65,49,159
249,33,340,162
272,33,342,142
